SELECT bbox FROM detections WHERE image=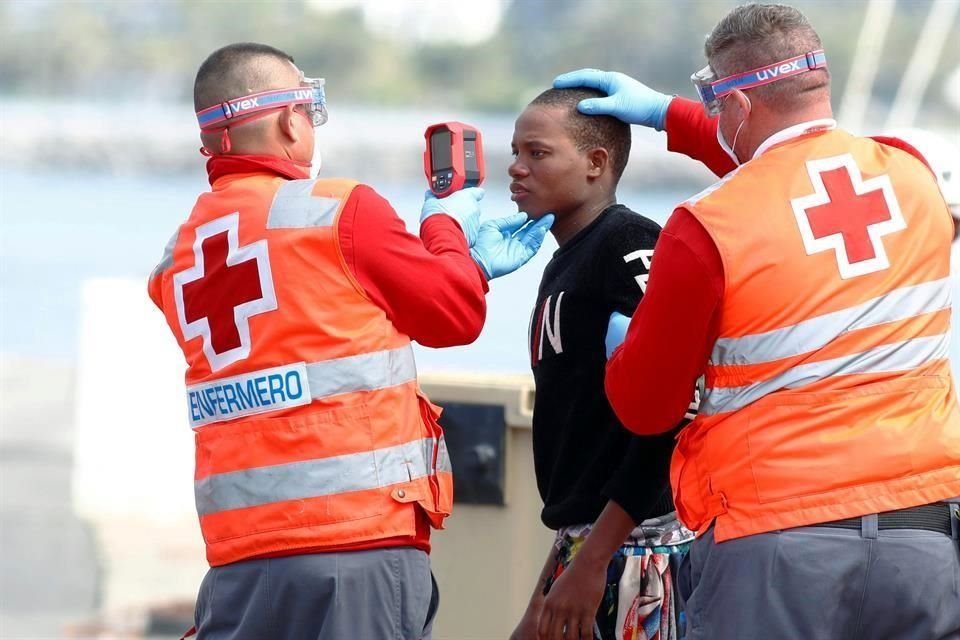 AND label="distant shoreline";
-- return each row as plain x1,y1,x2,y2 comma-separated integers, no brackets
0,99,720,190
